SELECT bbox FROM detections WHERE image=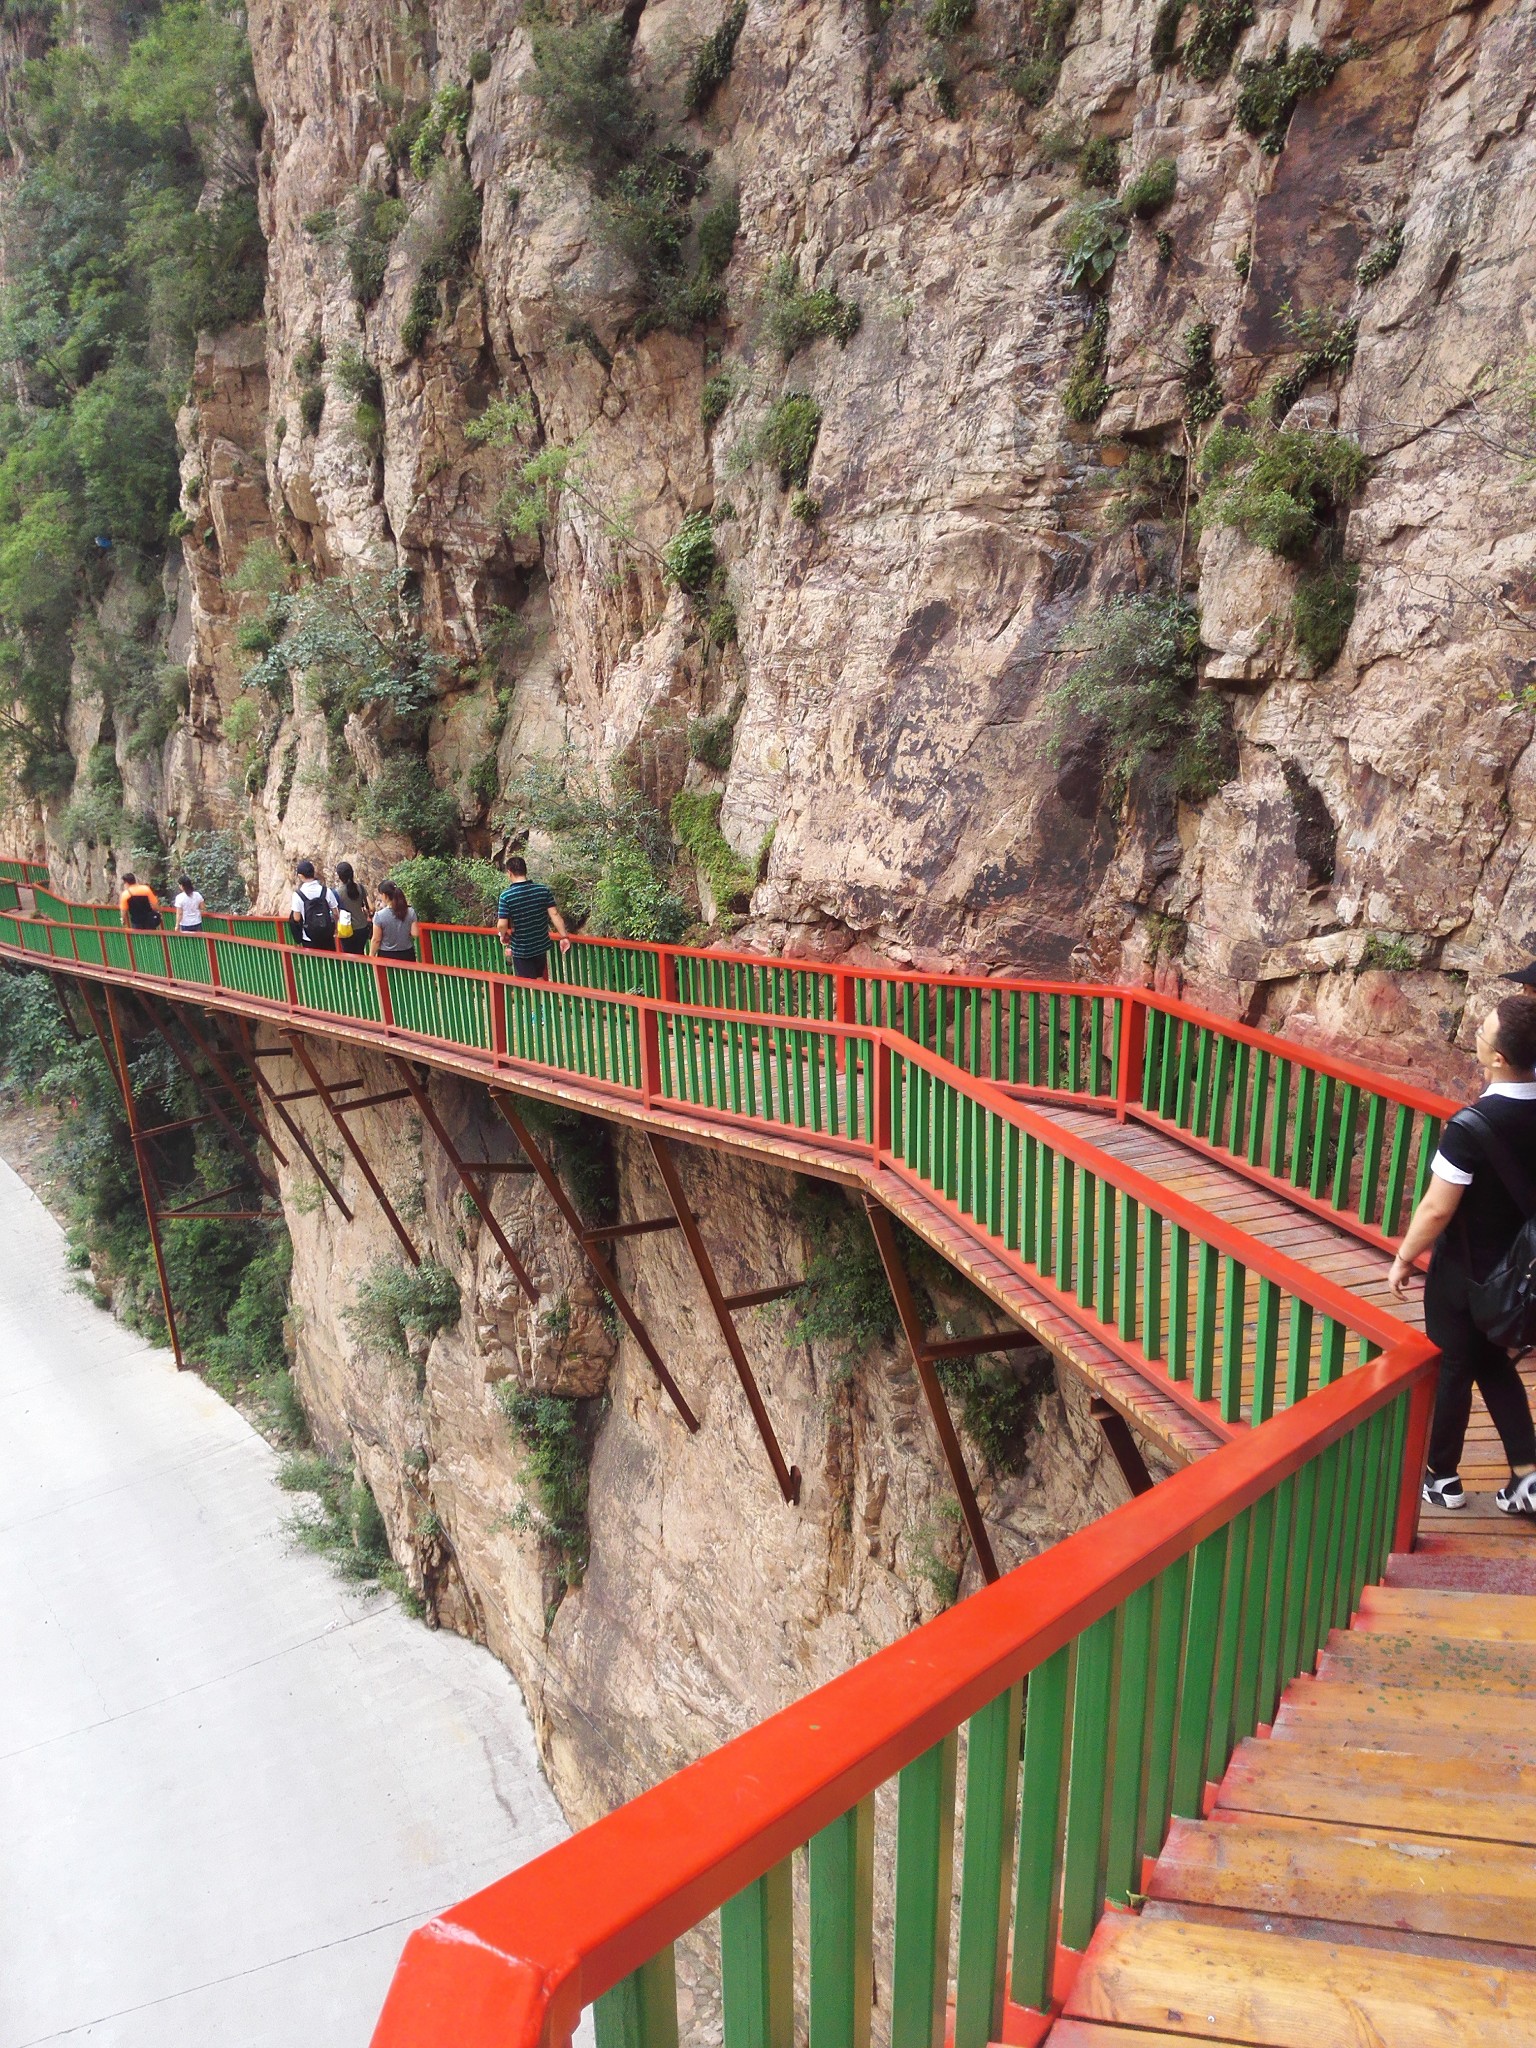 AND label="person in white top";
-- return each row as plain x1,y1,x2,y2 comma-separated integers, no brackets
288,858,339,949
173,874,205,930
